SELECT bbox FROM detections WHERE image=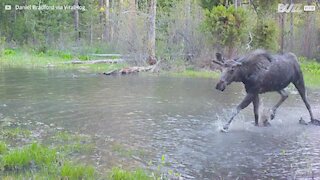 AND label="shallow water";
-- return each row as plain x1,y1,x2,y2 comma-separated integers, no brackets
1,68,320,179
